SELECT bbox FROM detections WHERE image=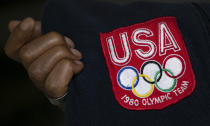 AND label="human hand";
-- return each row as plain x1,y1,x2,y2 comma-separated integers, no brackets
4,17,84,100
